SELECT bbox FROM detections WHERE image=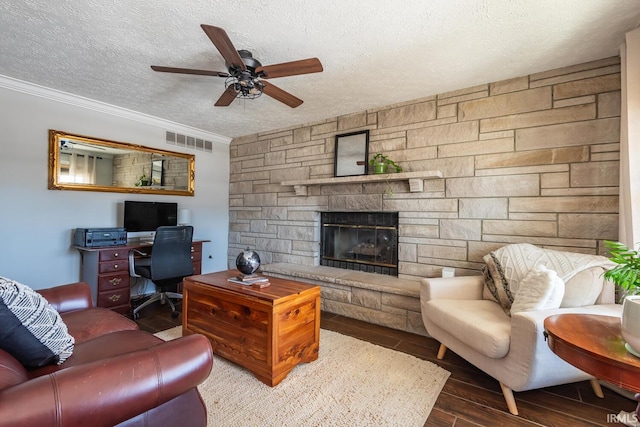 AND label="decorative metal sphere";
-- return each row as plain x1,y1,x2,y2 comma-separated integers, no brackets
235,247,261,275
